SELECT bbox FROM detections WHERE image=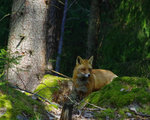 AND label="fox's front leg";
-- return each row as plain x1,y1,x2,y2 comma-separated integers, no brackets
75,78,89,99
